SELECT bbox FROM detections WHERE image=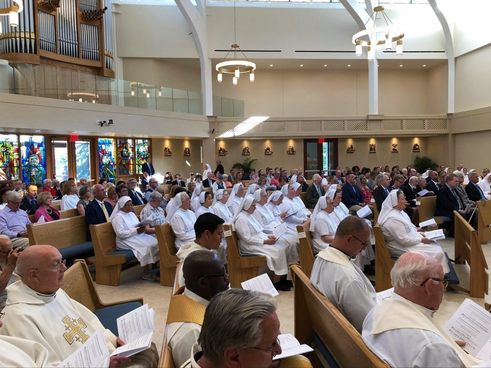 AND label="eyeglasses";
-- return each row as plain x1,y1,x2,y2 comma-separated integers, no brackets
351,235,370,247
420,277,449,289
247,337,281,357
32,259,66,271
9,201,21,205
0,248,11,255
